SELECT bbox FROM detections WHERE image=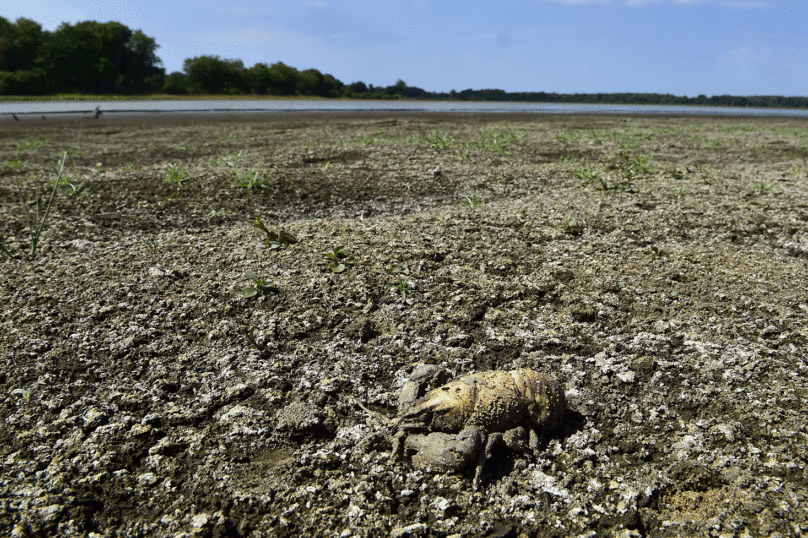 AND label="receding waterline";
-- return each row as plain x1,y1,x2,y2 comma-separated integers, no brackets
2,99,808,118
